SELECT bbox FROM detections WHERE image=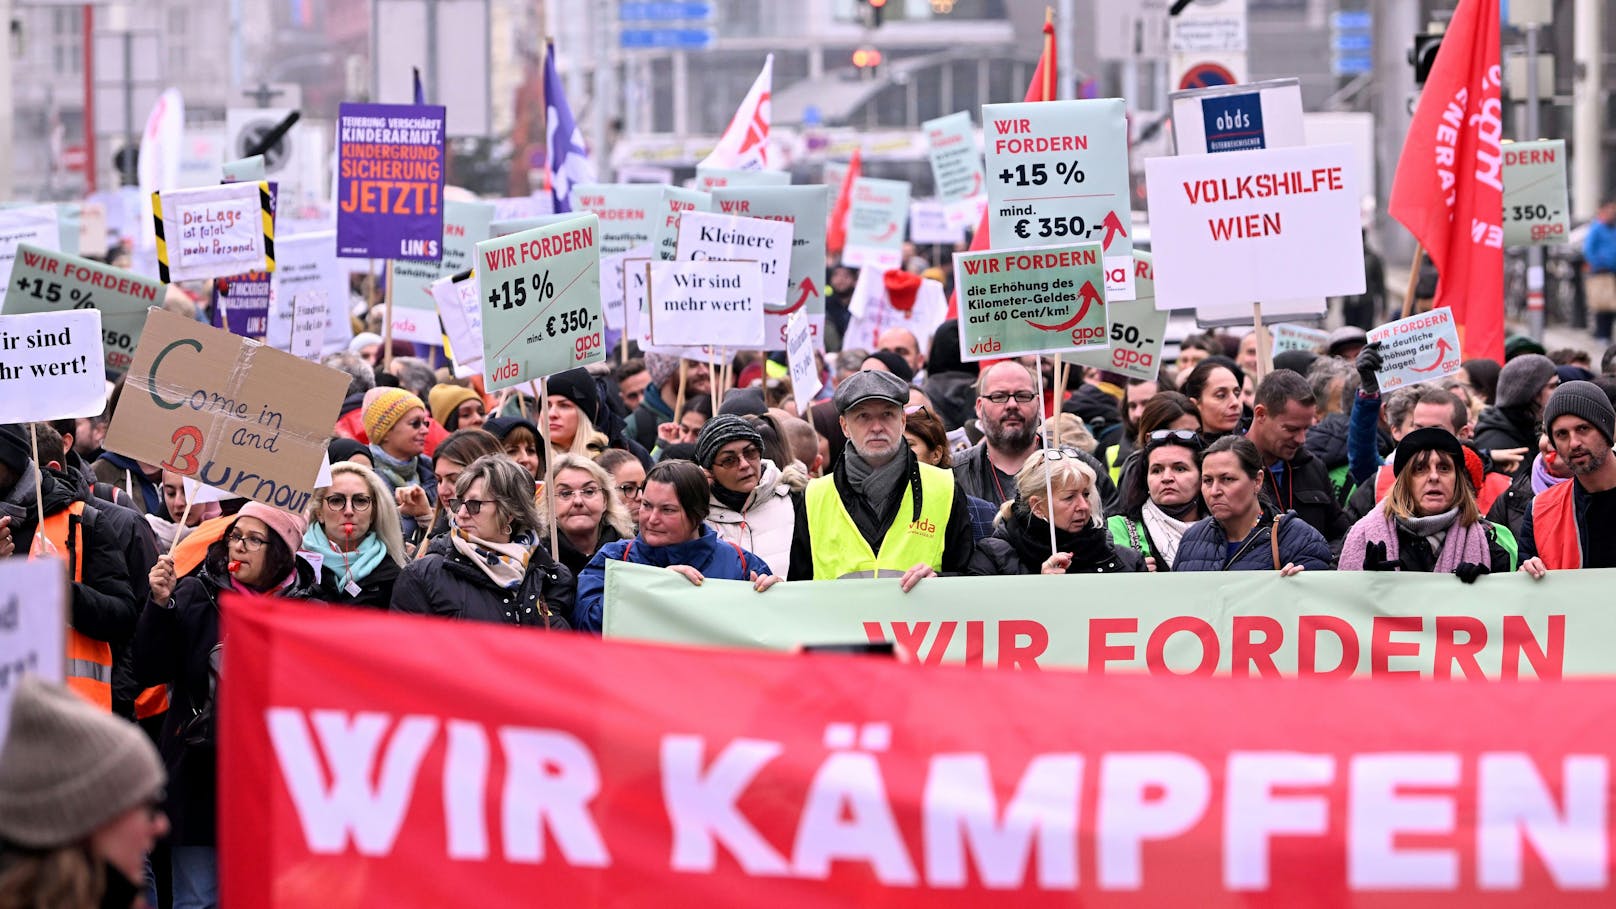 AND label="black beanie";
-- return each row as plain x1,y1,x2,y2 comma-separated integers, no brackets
1543,380,1616,444
1392,427,1465,477
0,425,31,476
545,368,604,425
694,414,764,468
